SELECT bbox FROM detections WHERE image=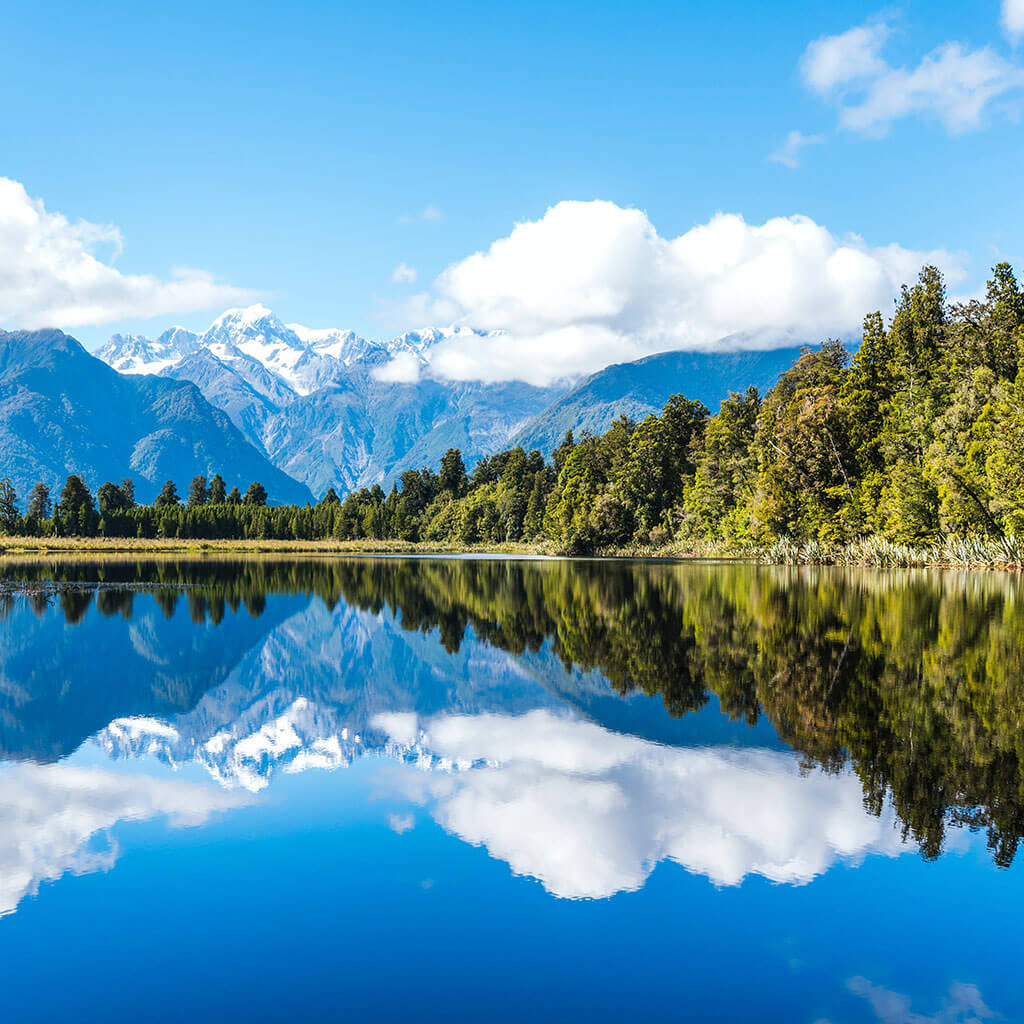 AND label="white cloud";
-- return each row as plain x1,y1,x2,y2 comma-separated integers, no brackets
375,709,912,898
1004,0,1024,41
0,761,248,918
391,262,418,284
377,199,962,385
388,812,415,834
0,177,253,330
801,21,891,93
847,977,998,1024
769,129,826,168
800,20,1024,137
372,349,424,384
